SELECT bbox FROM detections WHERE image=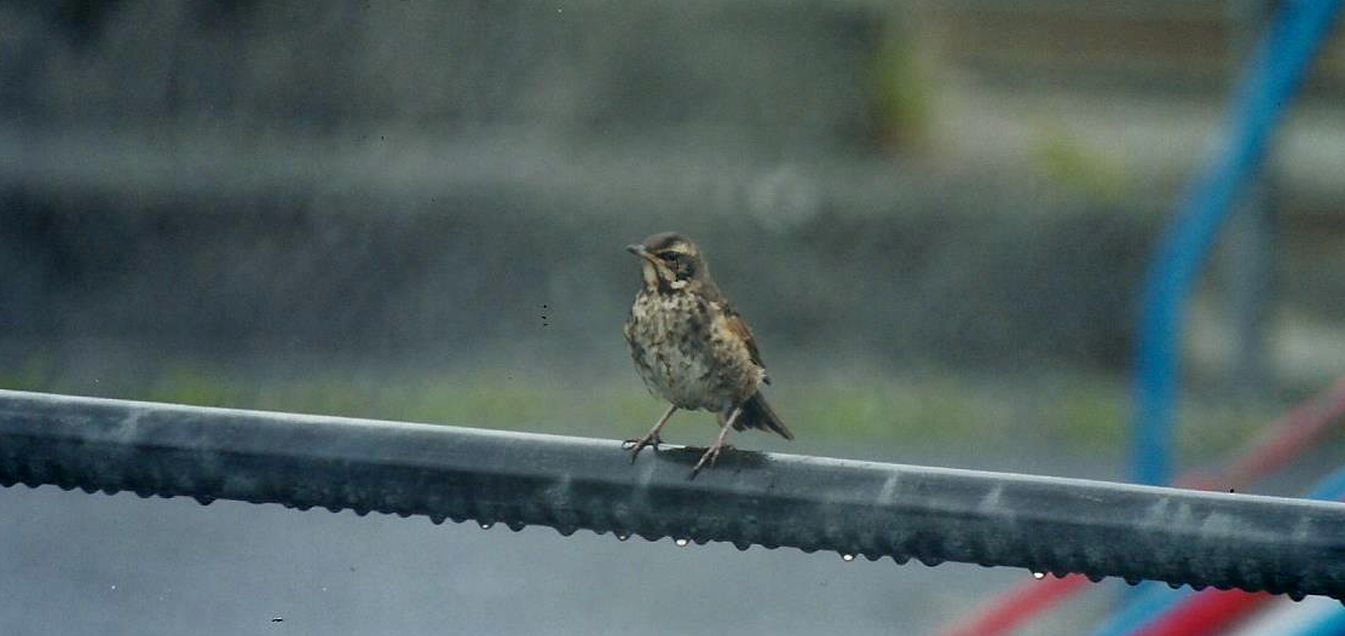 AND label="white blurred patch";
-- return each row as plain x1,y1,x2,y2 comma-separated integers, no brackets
747,164,821,232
